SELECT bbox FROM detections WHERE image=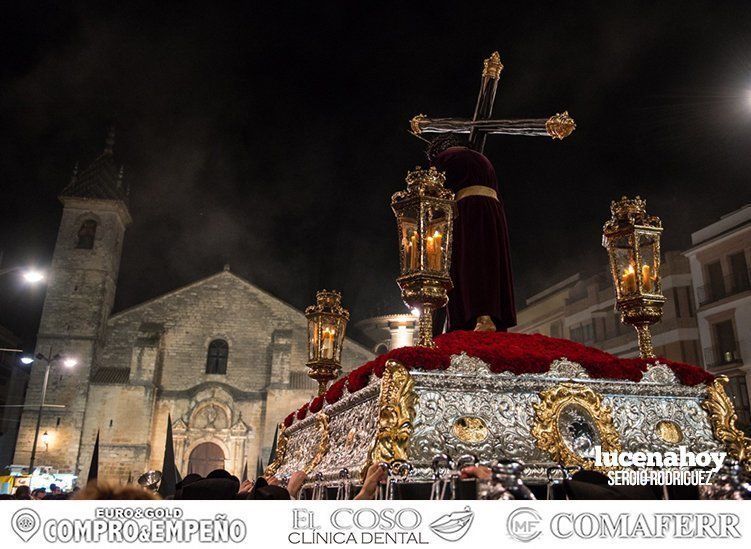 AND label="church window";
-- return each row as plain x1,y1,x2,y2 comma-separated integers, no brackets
76,219,97,249
206,339,229,374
